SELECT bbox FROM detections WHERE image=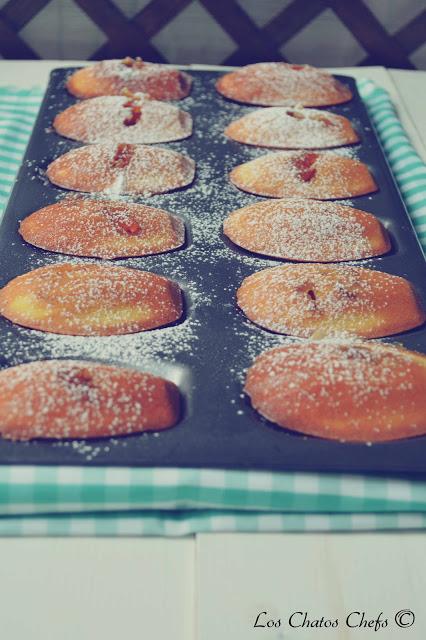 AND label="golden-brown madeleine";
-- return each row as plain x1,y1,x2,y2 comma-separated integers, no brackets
46,143,195,196
0,360,181,440
0,263,183,336
19,198,185,259
225,106,359,149
229,151,377,199
223,199,390,262
216,62,352,107
244,341,426,442
237,264,425,339
53,93,192,144
67,58,192,100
